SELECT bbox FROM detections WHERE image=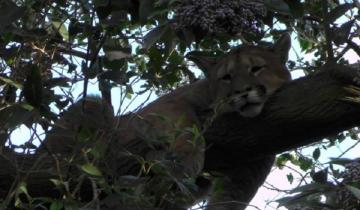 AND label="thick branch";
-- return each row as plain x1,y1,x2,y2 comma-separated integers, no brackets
204,64,360,170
